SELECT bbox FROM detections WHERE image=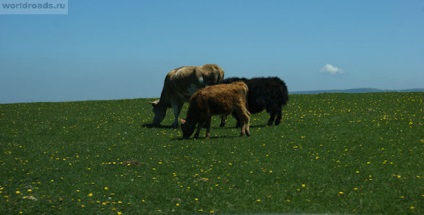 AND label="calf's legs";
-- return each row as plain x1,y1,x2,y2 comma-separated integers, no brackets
194,115,212,139
194,122,203,139
204,117,212,139
235,106,250,137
